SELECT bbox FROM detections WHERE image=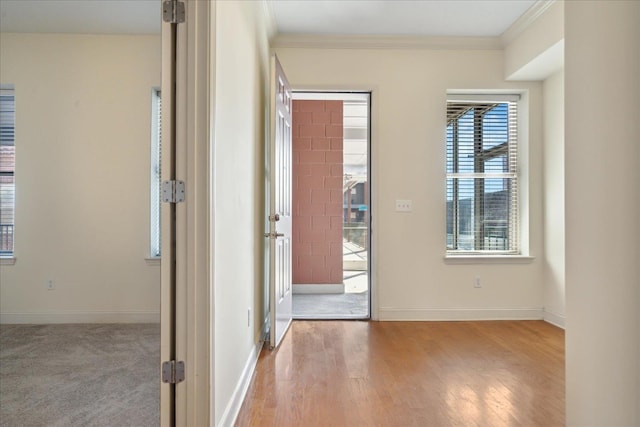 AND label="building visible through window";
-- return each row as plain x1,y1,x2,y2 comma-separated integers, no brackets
446,95,519,254
0,87,15,256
